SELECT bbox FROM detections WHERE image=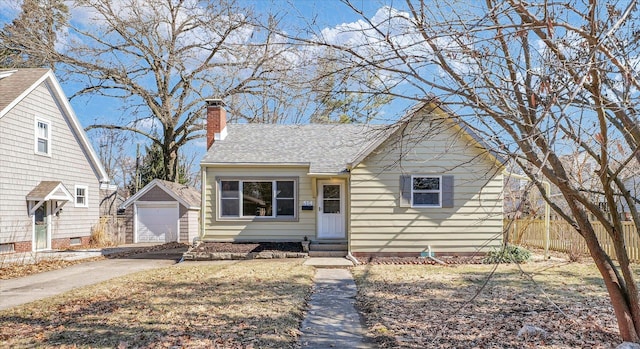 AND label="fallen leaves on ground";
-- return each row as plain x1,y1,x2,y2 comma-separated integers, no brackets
352,262,622,348
0,259,314,348
0,243,186,280
0,257,105,280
